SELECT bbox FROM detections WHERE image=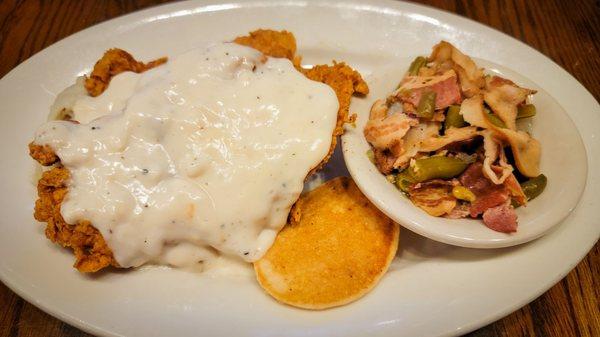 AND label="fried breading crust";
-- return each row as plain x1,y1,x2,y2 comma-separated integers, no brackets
84,48,167,97
29,143,59,166
302,63,369,172
34,167,118,272
32,30,369,273
233,29,298,62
